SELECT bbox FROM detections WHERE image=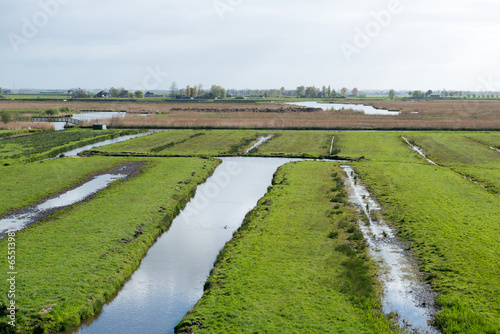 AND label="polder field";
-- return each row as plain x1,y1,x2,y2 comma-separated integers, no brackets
0,128,499,333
